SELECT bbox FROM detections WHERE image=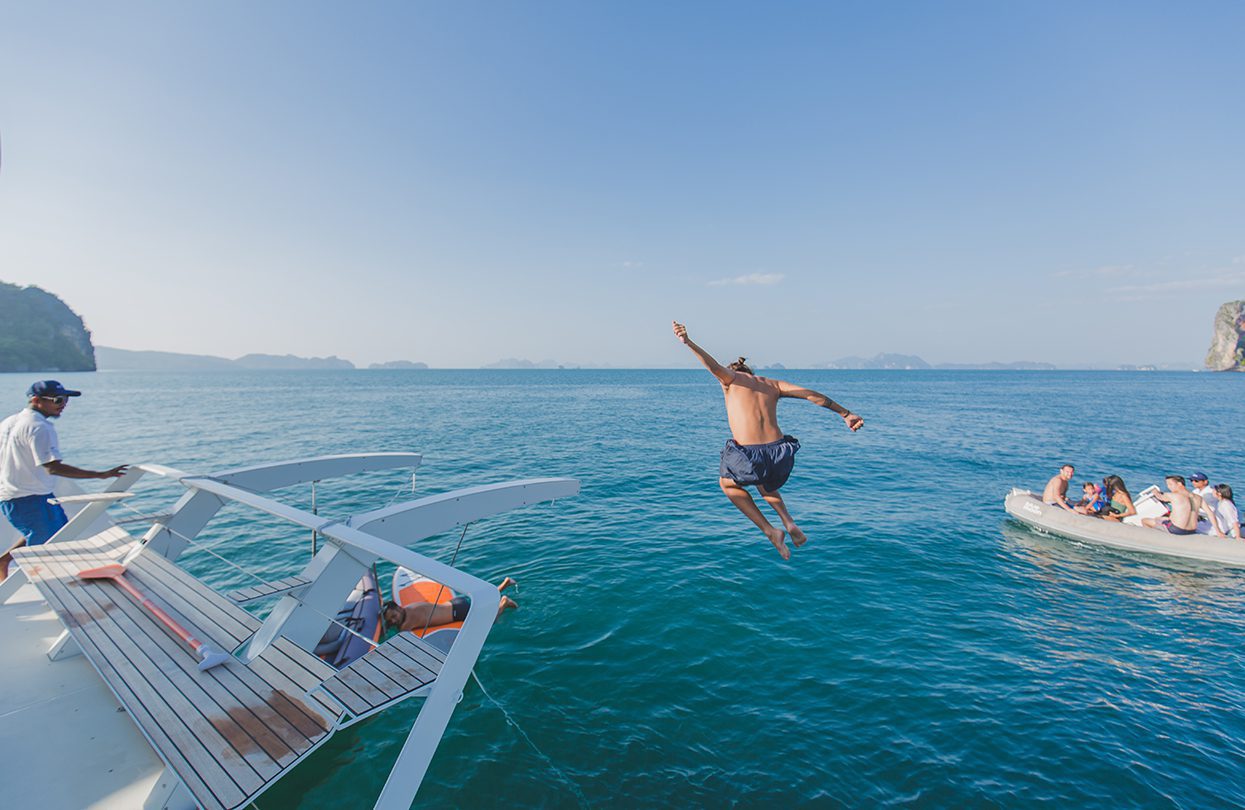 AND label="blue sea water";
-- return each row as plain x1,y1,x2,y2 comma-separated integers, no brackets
3,369,1244,808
